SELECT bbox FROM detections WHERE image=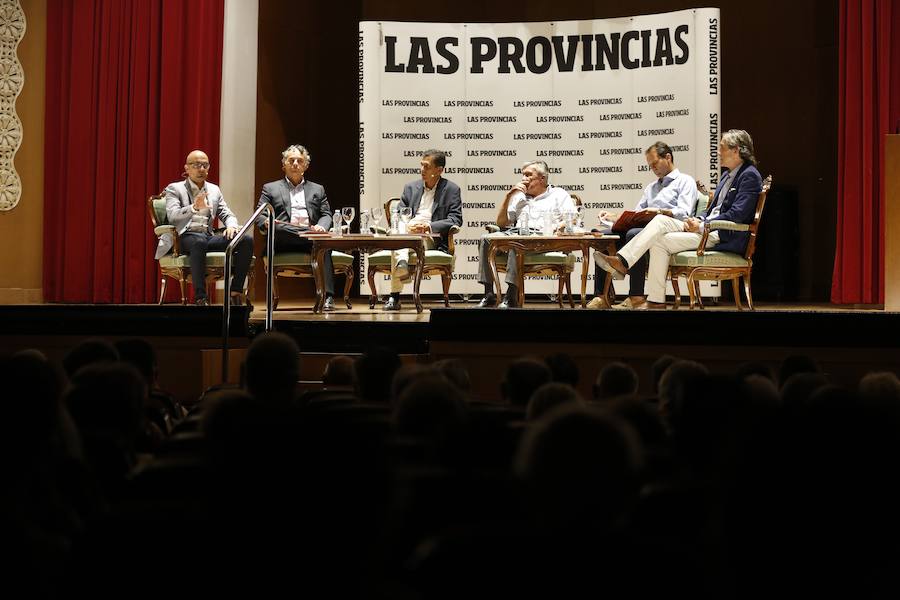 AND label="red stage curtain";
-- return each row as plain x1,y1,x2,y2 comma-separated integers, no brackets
44,0,224,303
831,0,900,304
